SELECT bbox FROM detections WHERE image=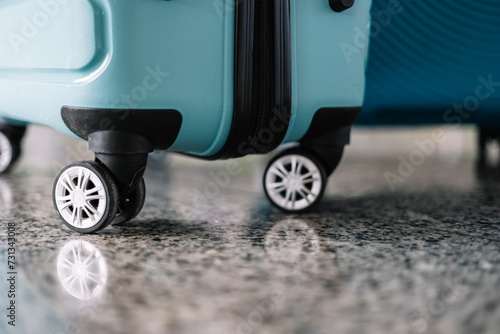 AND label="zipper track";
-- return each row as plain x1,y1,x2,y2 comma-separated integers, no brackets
251,0,274,152
200,0,291,160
